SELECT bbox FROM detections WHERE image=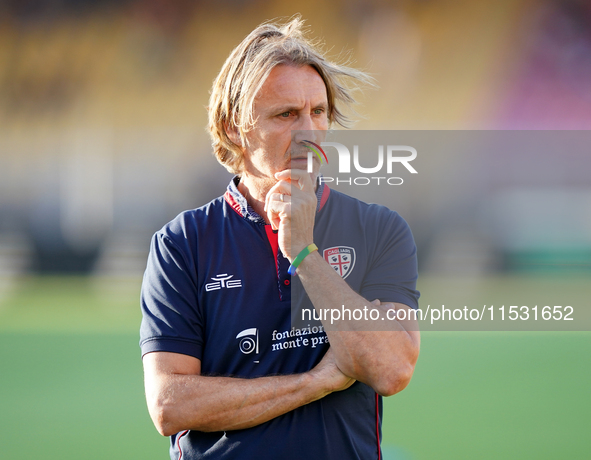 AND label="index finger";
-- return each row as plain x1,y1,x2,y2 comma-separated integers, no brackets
264,179,291,212
274,169,314,191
